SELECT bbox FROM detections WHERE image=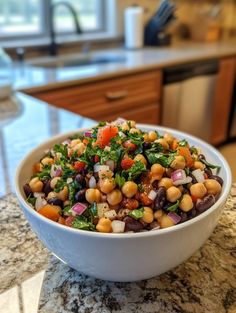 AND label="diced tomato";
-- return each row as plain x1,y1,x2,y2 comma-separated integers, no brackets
58,216,66,225
191,195,199,203
123,140,137,151
171,139,179,150
121,158,134,170
33,162,43,174
95,125,118,148
139,193,153,206
177,147,194,168
73,161,86,172
38,205,61,222
82,139,89,145
94,155,100,163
